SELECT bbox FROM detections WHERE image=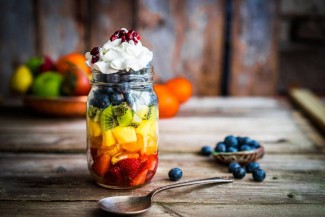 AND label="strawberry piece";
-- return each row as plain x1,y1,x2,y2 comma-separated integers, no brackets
130,167,147,186
90,148,98,159
105,165,123,185
91,154,111,177
117,158,141,180
145,154,158,171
